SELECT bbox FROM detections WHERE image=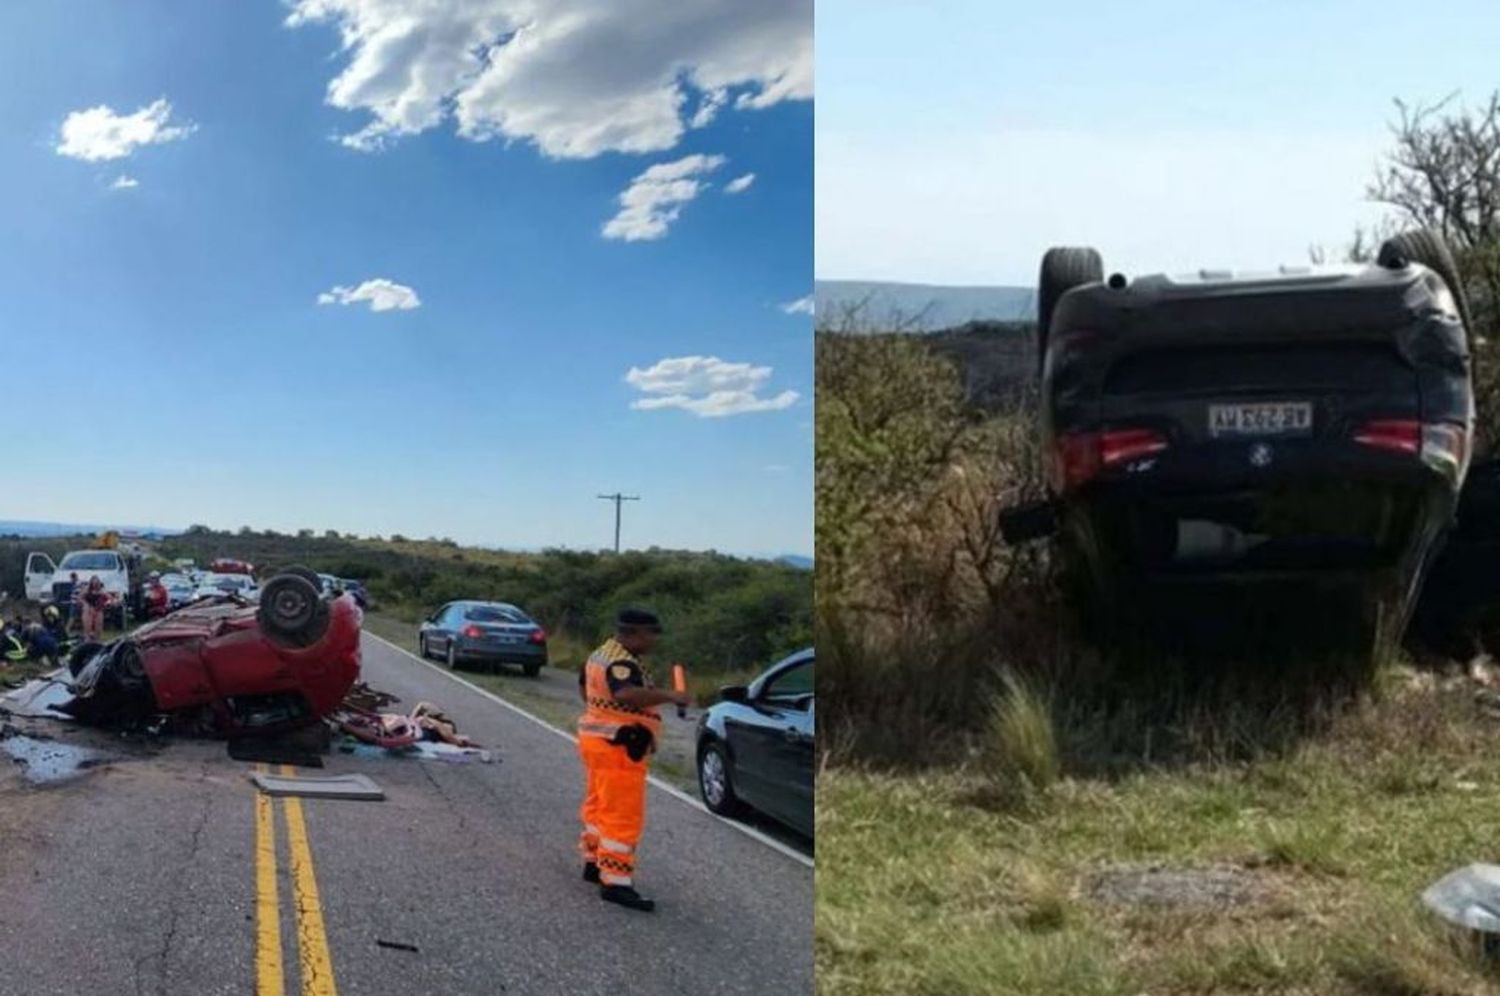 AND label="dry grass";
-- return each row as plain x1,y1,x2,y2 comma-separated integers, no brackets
984,670,1060,800
817,667,1500,995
